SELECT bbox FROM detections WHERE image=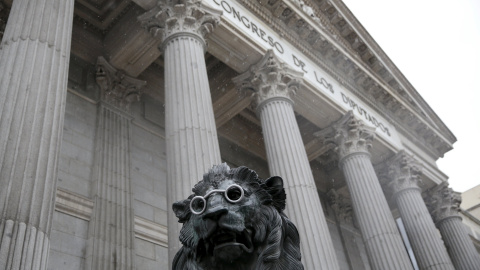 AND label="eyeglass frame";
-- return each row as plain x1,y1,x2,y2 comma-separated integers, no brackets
189,184,245,215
